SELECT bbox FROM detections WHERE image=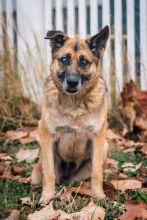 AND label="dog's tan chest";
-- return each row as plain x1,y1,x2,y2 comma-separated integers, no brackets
45,106,105,162
46,101,106,135
56,128,91,162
